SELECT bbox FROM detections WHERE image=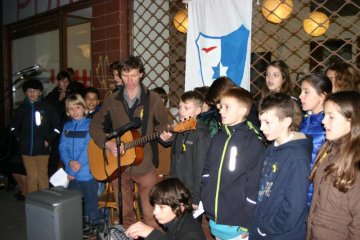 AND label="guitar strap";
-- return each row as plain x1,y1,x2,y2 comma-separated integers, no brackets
141,90,159,168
